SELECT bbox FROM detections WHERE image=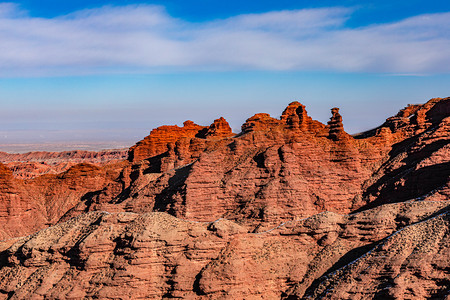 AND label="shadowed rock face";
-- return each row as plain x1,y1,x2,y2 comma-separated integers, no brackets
0,162,126,240
328,107,346,140
0,97,449,299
